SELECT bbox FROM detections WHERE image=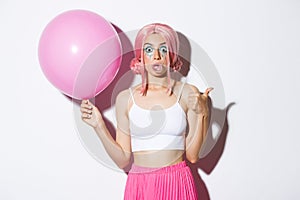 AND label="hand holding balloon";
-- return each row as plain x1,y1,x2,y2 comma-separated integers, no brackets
80,100,104,128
